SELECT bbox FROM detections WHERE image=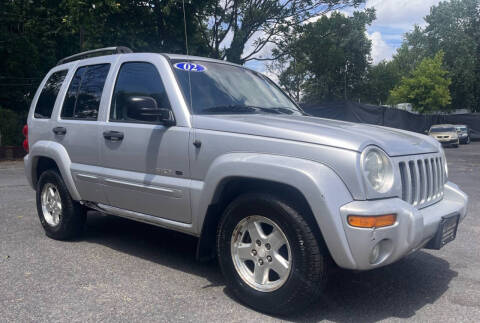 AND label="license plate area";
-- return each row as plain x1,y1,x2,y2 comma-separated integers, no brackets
425,213,459,250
